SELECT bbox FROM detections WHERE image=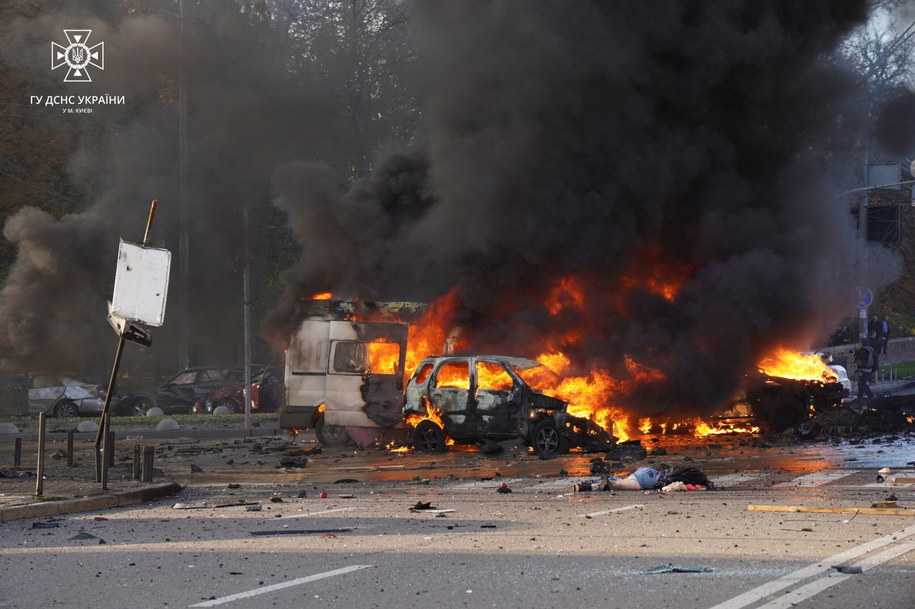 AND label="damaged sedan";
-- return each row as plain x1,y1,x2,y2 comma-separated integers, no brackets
403,355,612,457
